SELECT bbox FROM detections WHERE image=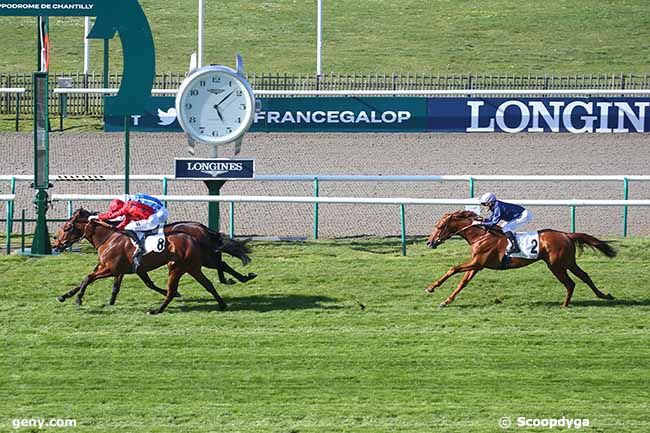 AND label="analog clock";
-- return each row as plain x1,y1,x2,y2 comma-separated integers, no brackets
175,65,255,145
